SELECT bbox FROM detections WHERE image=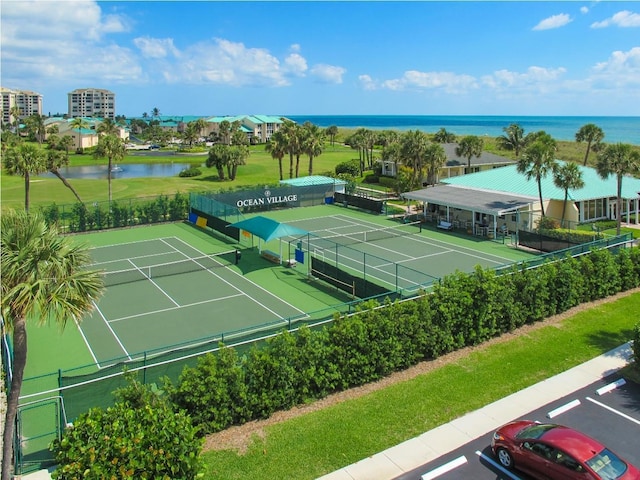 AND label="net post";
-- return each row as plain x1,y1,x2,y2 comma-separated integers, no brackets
143,351,147,384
